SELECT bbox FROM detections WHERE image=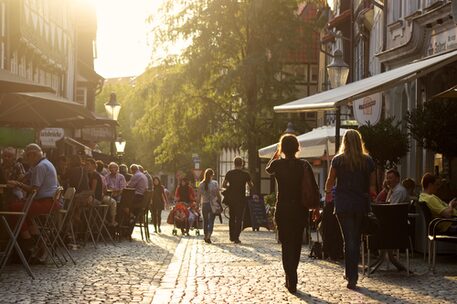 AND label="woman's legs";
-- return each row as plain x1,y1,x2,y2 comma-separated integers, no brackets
202,203,215,241
336,213,363,287
156,210,162,232
151,209,158,232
